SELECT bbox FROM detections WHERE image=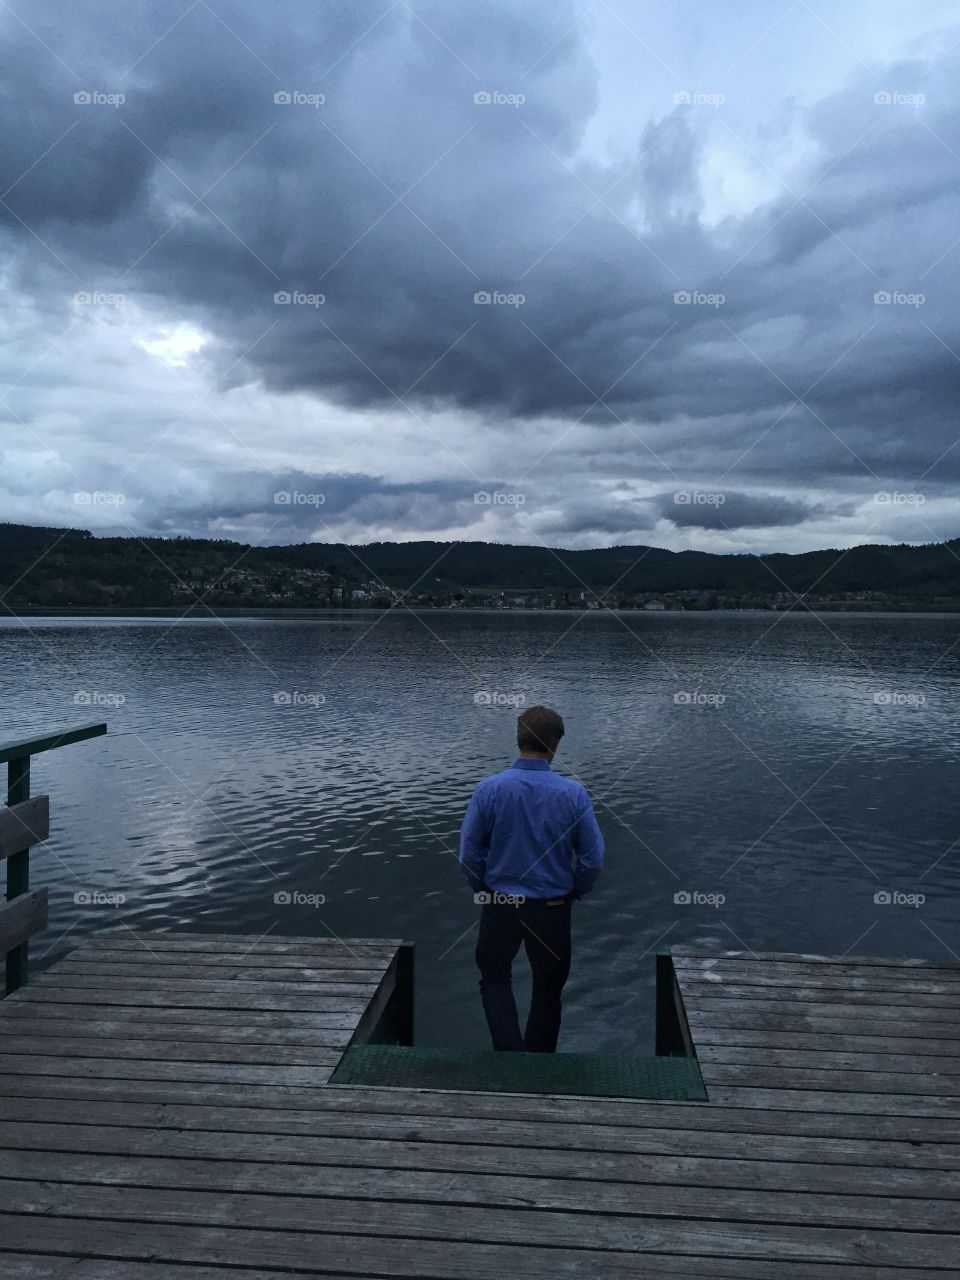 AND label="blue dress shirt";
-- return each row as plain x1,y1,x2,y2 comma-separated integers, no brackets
459,758,605,899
